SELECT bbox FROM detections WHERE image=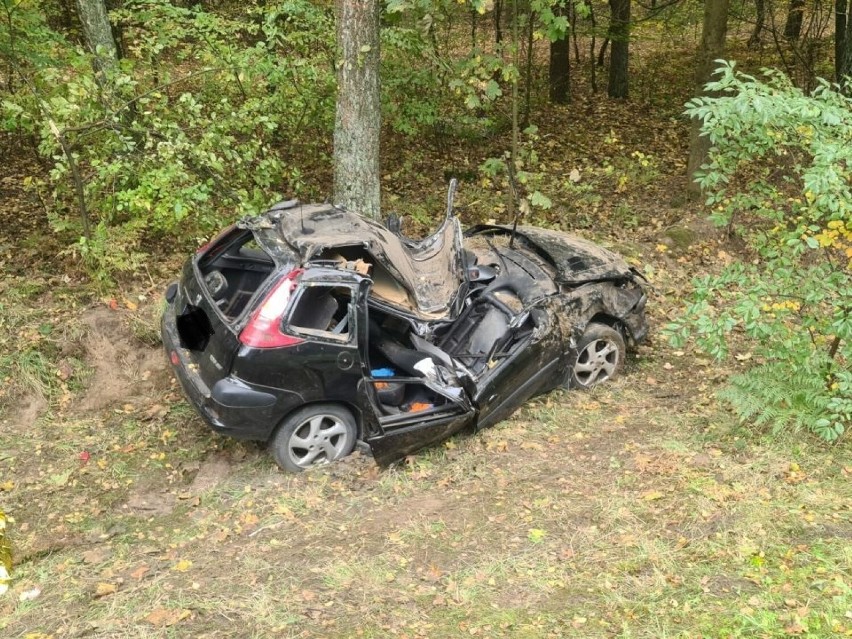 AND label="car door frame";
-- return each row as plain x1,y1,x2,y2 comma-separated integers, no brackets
470,301,564,431
355,302,476,466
